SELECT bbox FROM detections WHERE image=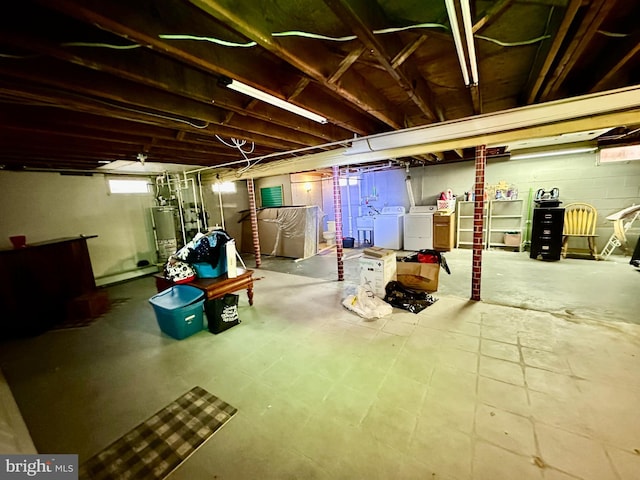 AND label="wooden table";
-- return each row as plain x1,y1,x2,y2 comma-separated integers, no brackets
154,268,254,306
0,235,103,338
